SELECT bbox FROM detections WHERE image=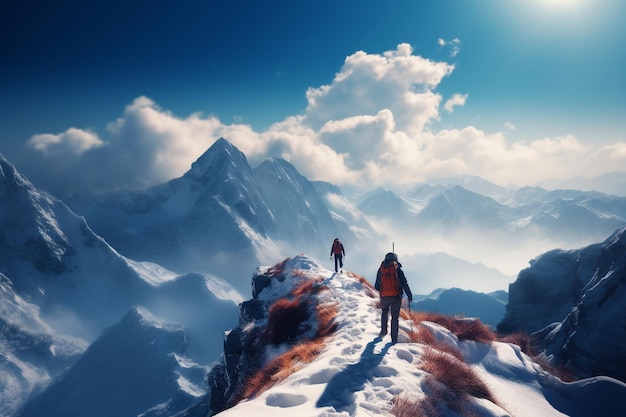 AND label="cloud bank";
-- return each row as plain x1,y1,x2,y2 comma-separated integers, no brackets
24,43,626,197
